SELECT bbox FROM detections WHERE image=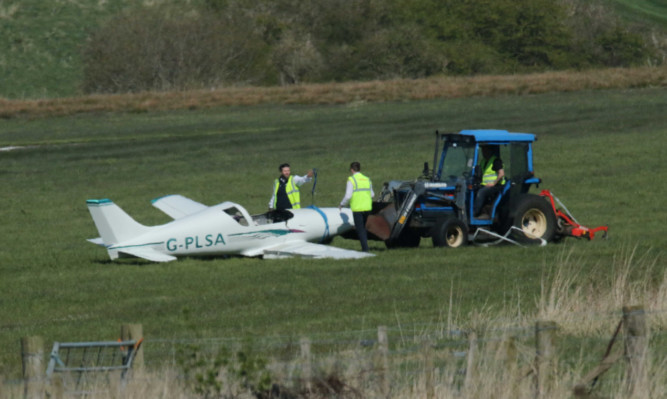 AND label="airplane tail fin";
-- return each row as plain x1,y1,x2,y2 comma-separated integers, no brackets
86,199,151,245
